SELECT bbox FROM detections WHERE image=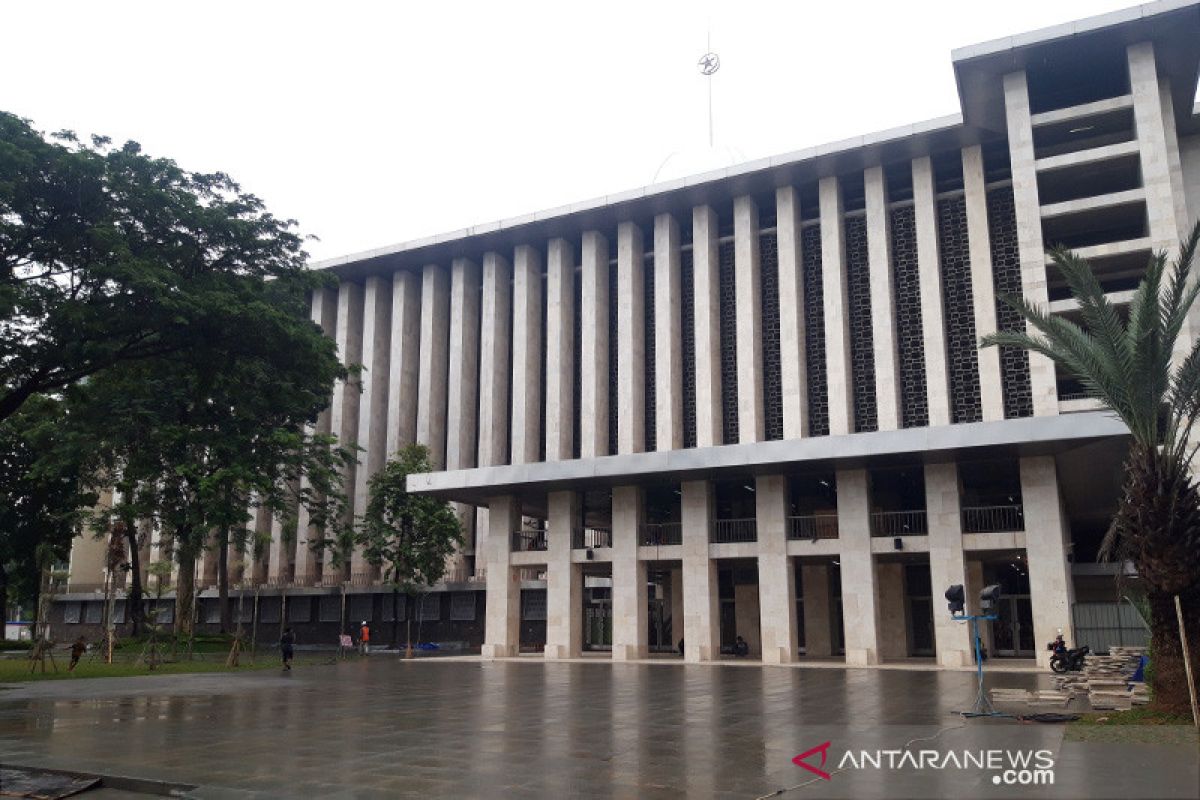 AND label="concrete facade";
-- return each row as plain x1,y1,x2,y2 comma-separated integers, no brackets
62,3,1200,668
